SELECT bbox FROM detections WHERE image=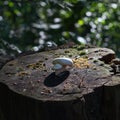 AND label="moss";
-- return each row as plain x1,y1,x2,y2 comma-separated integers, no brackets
79,51,86,56
16,67,24,72
68,54,73,57
93,60,105,66
93,66,97,70
64,50,70,53
93,59,98,63
72,45,78,48
77,45,85,51
16,71,30,76
26,61,46,70
83,55,88,59
55,53,59,55
99,61,104,66
26,64,34,68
